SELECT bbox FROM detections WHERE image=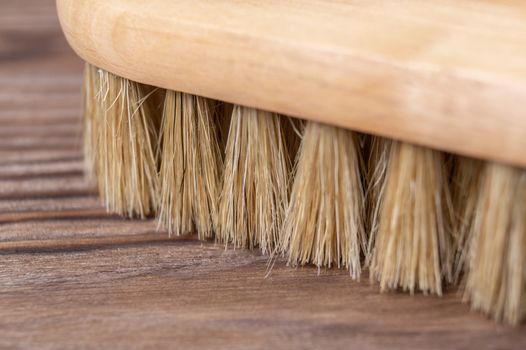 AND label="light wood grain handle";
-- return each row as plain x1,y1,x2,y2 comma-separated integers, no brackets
57,0,526,167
